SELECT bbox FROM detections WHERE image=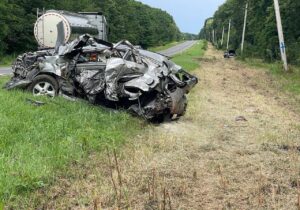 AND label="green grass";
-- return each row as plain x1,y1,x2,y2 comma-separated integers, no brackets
242,58,300,95
0,76,142,204
0,55,15,67
0,40,208,206
148,41,185,52
171,40,207,71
